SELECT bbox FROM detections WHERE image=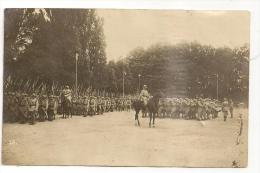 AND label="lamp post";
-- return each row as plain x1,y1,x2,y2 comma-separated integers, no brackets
123,71,126,98
216,73,219,100
138,74,141,92
75,52,79,96
208,73,219,100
